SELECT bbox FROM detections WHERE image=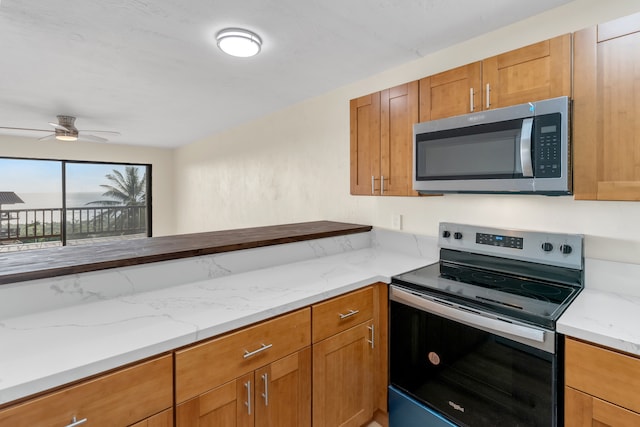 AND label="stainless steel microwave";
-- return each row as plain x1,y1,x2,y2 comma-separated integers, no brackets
413,96,570,195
